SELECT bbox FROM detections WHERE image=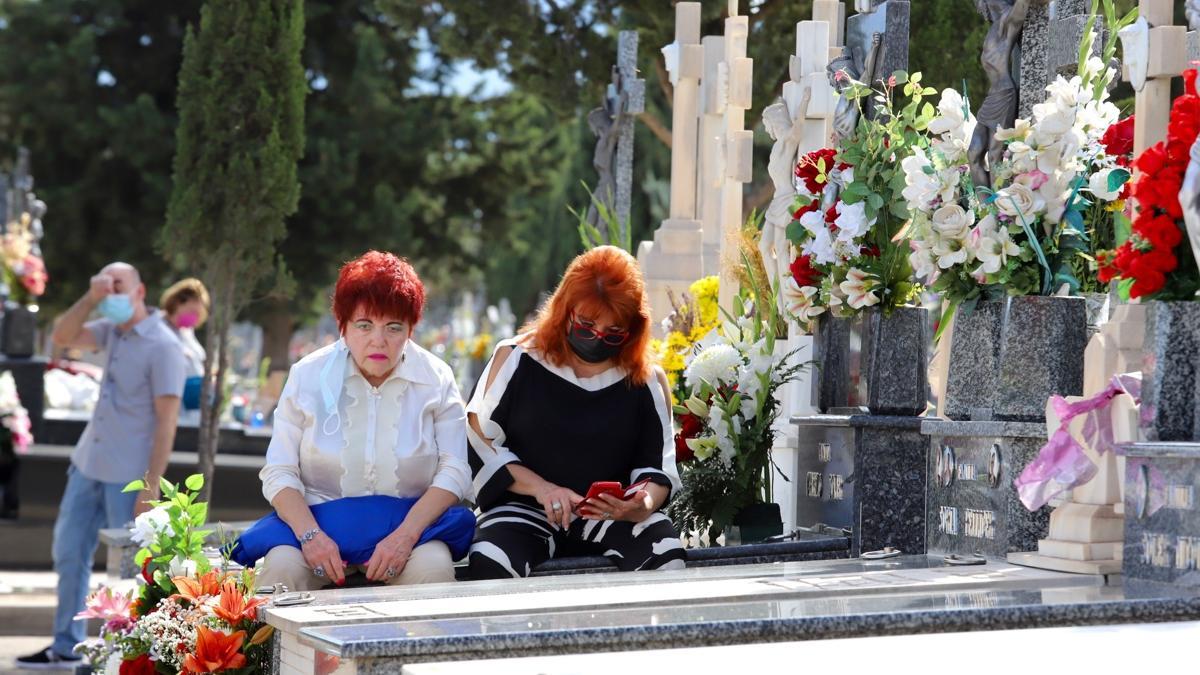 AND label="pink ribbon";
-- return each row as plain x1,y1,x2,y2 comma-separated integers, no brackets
1015,374,1141,511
